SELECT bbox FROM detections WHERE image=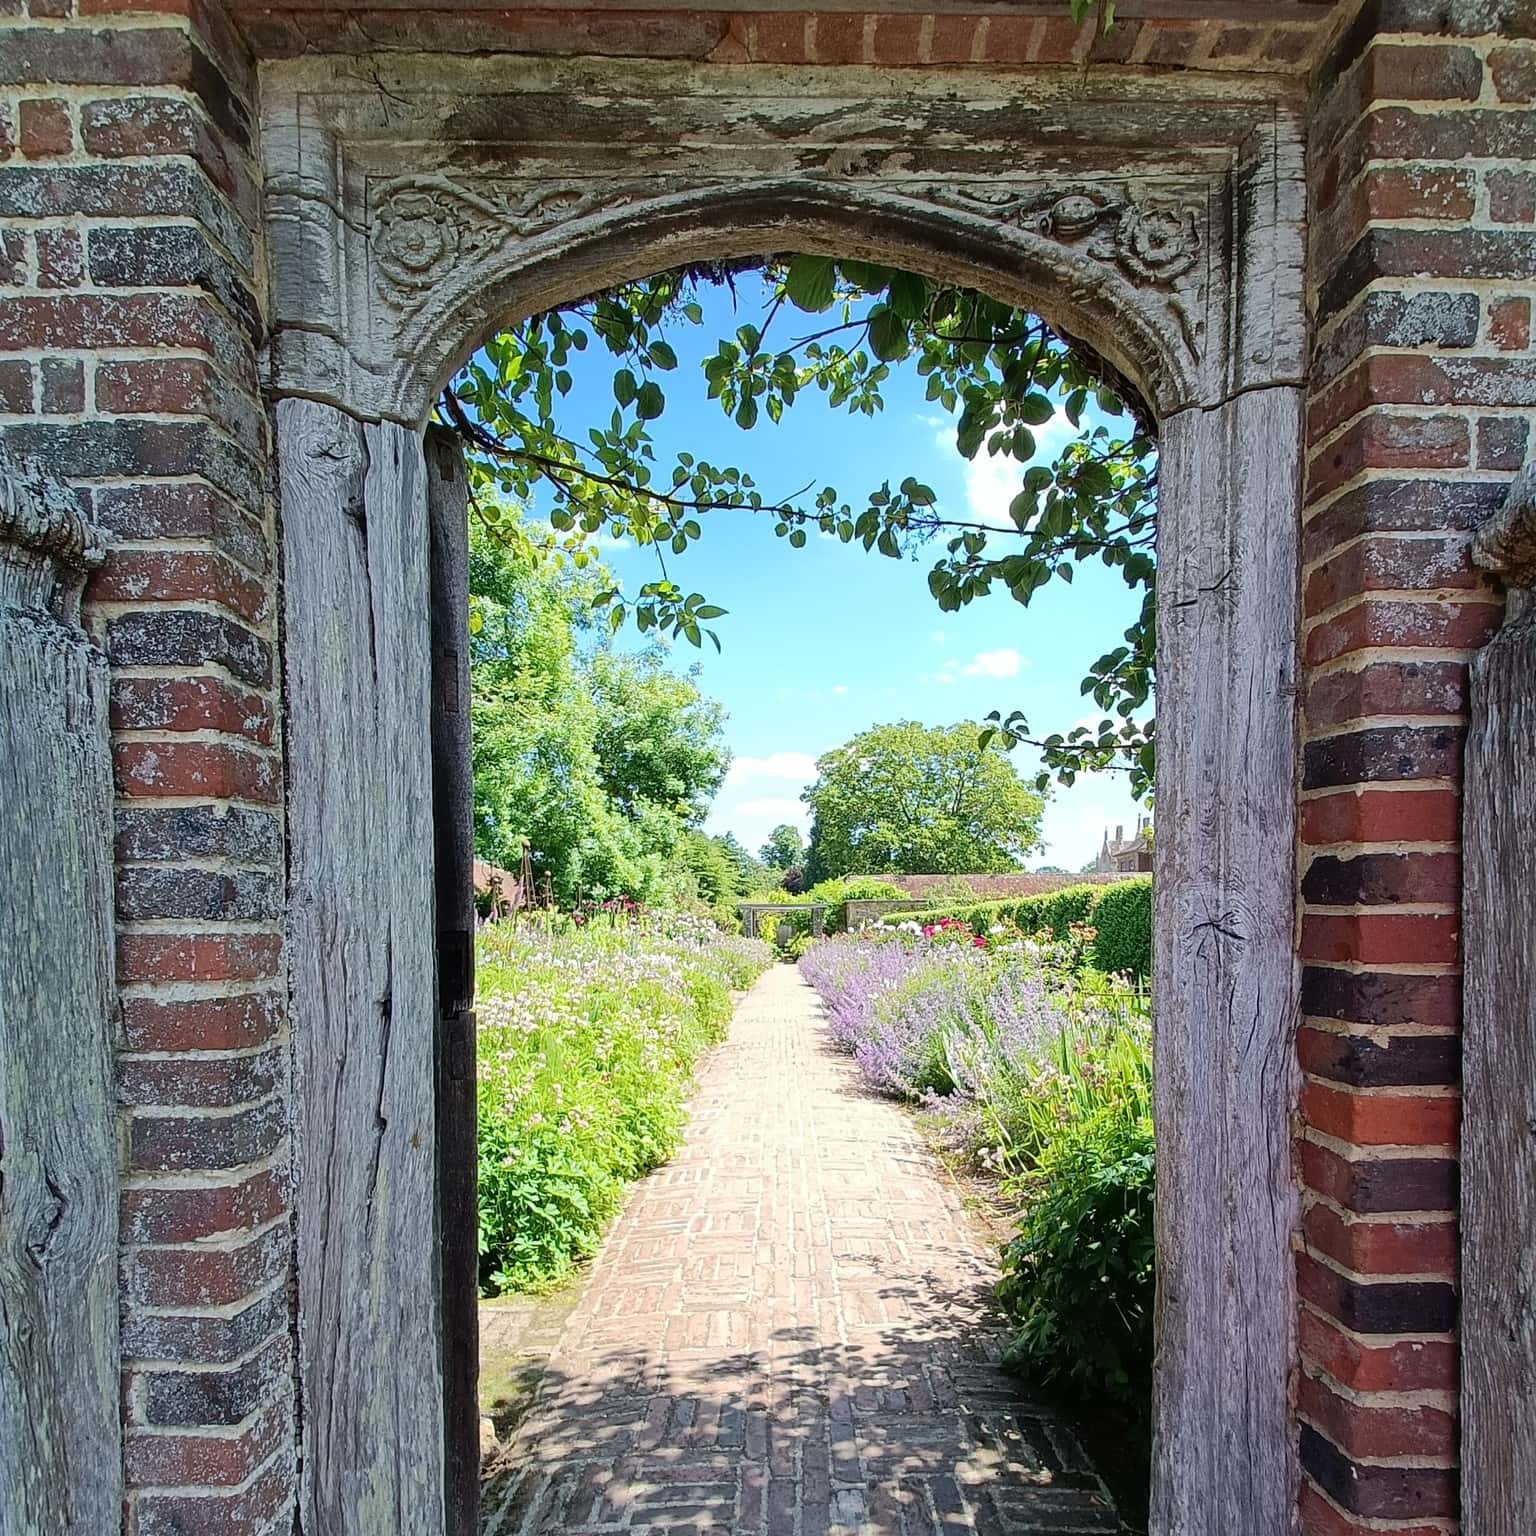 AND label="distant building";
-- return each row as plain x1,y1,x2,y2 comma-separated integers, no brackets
1092,816,1153,874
